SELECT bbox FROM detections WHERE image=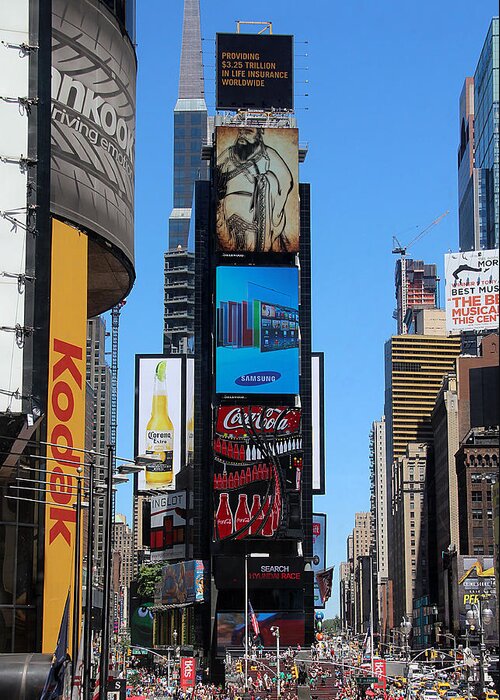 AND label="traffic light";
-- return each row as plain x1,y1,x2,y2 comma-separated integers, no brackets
292,665,299,680
315,611,324,642
236,661,243,673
